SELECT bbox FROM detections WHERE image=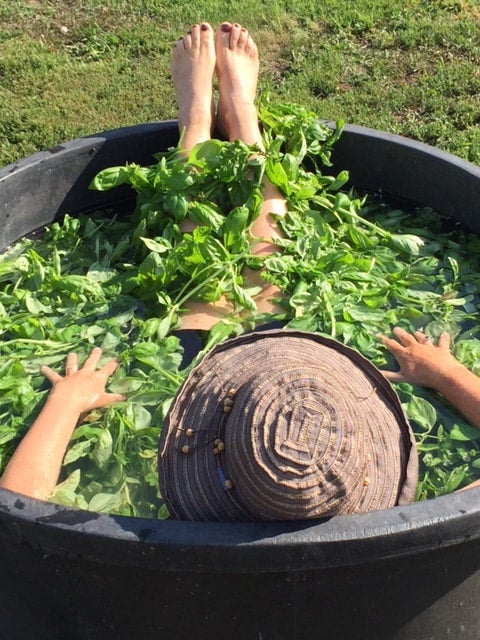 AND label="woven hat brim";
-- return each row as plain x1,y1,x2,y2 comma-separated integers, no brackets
159,329,418,521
